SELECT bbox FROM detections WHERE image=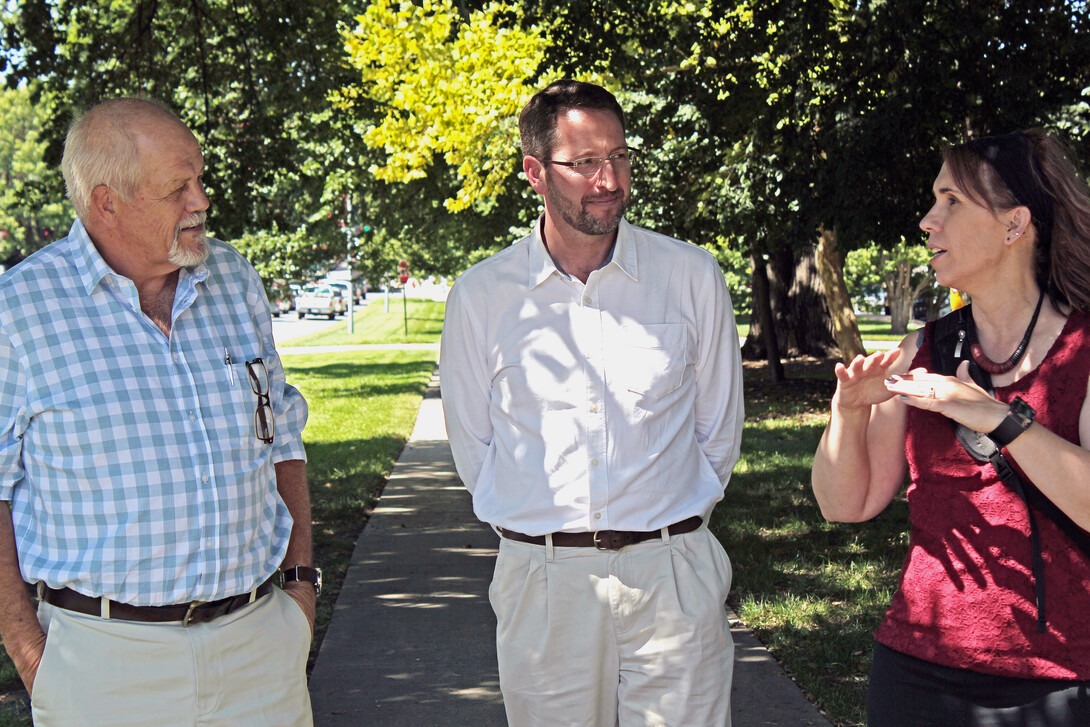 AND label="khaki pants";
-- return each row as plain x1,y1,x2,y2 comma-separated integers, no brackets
31,586,313,727
490,526,734,727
